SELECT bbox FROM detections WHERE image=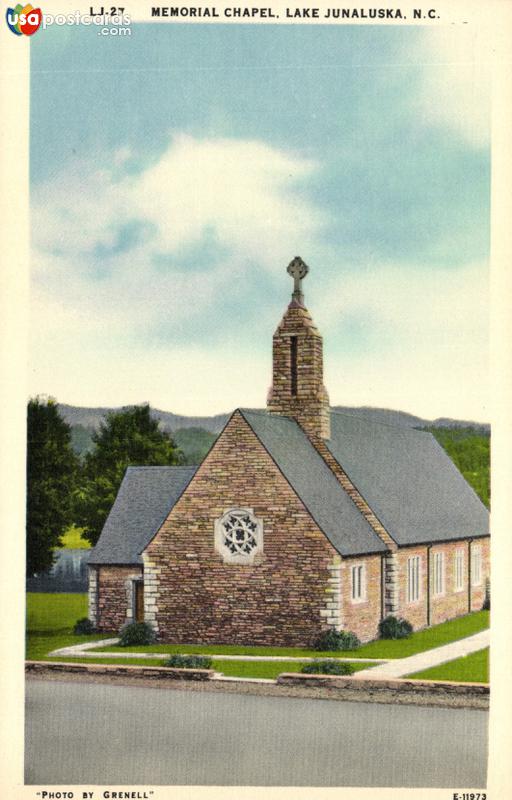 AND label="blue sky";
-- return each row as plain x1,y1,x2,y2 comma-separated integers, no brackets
29,22,490,419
